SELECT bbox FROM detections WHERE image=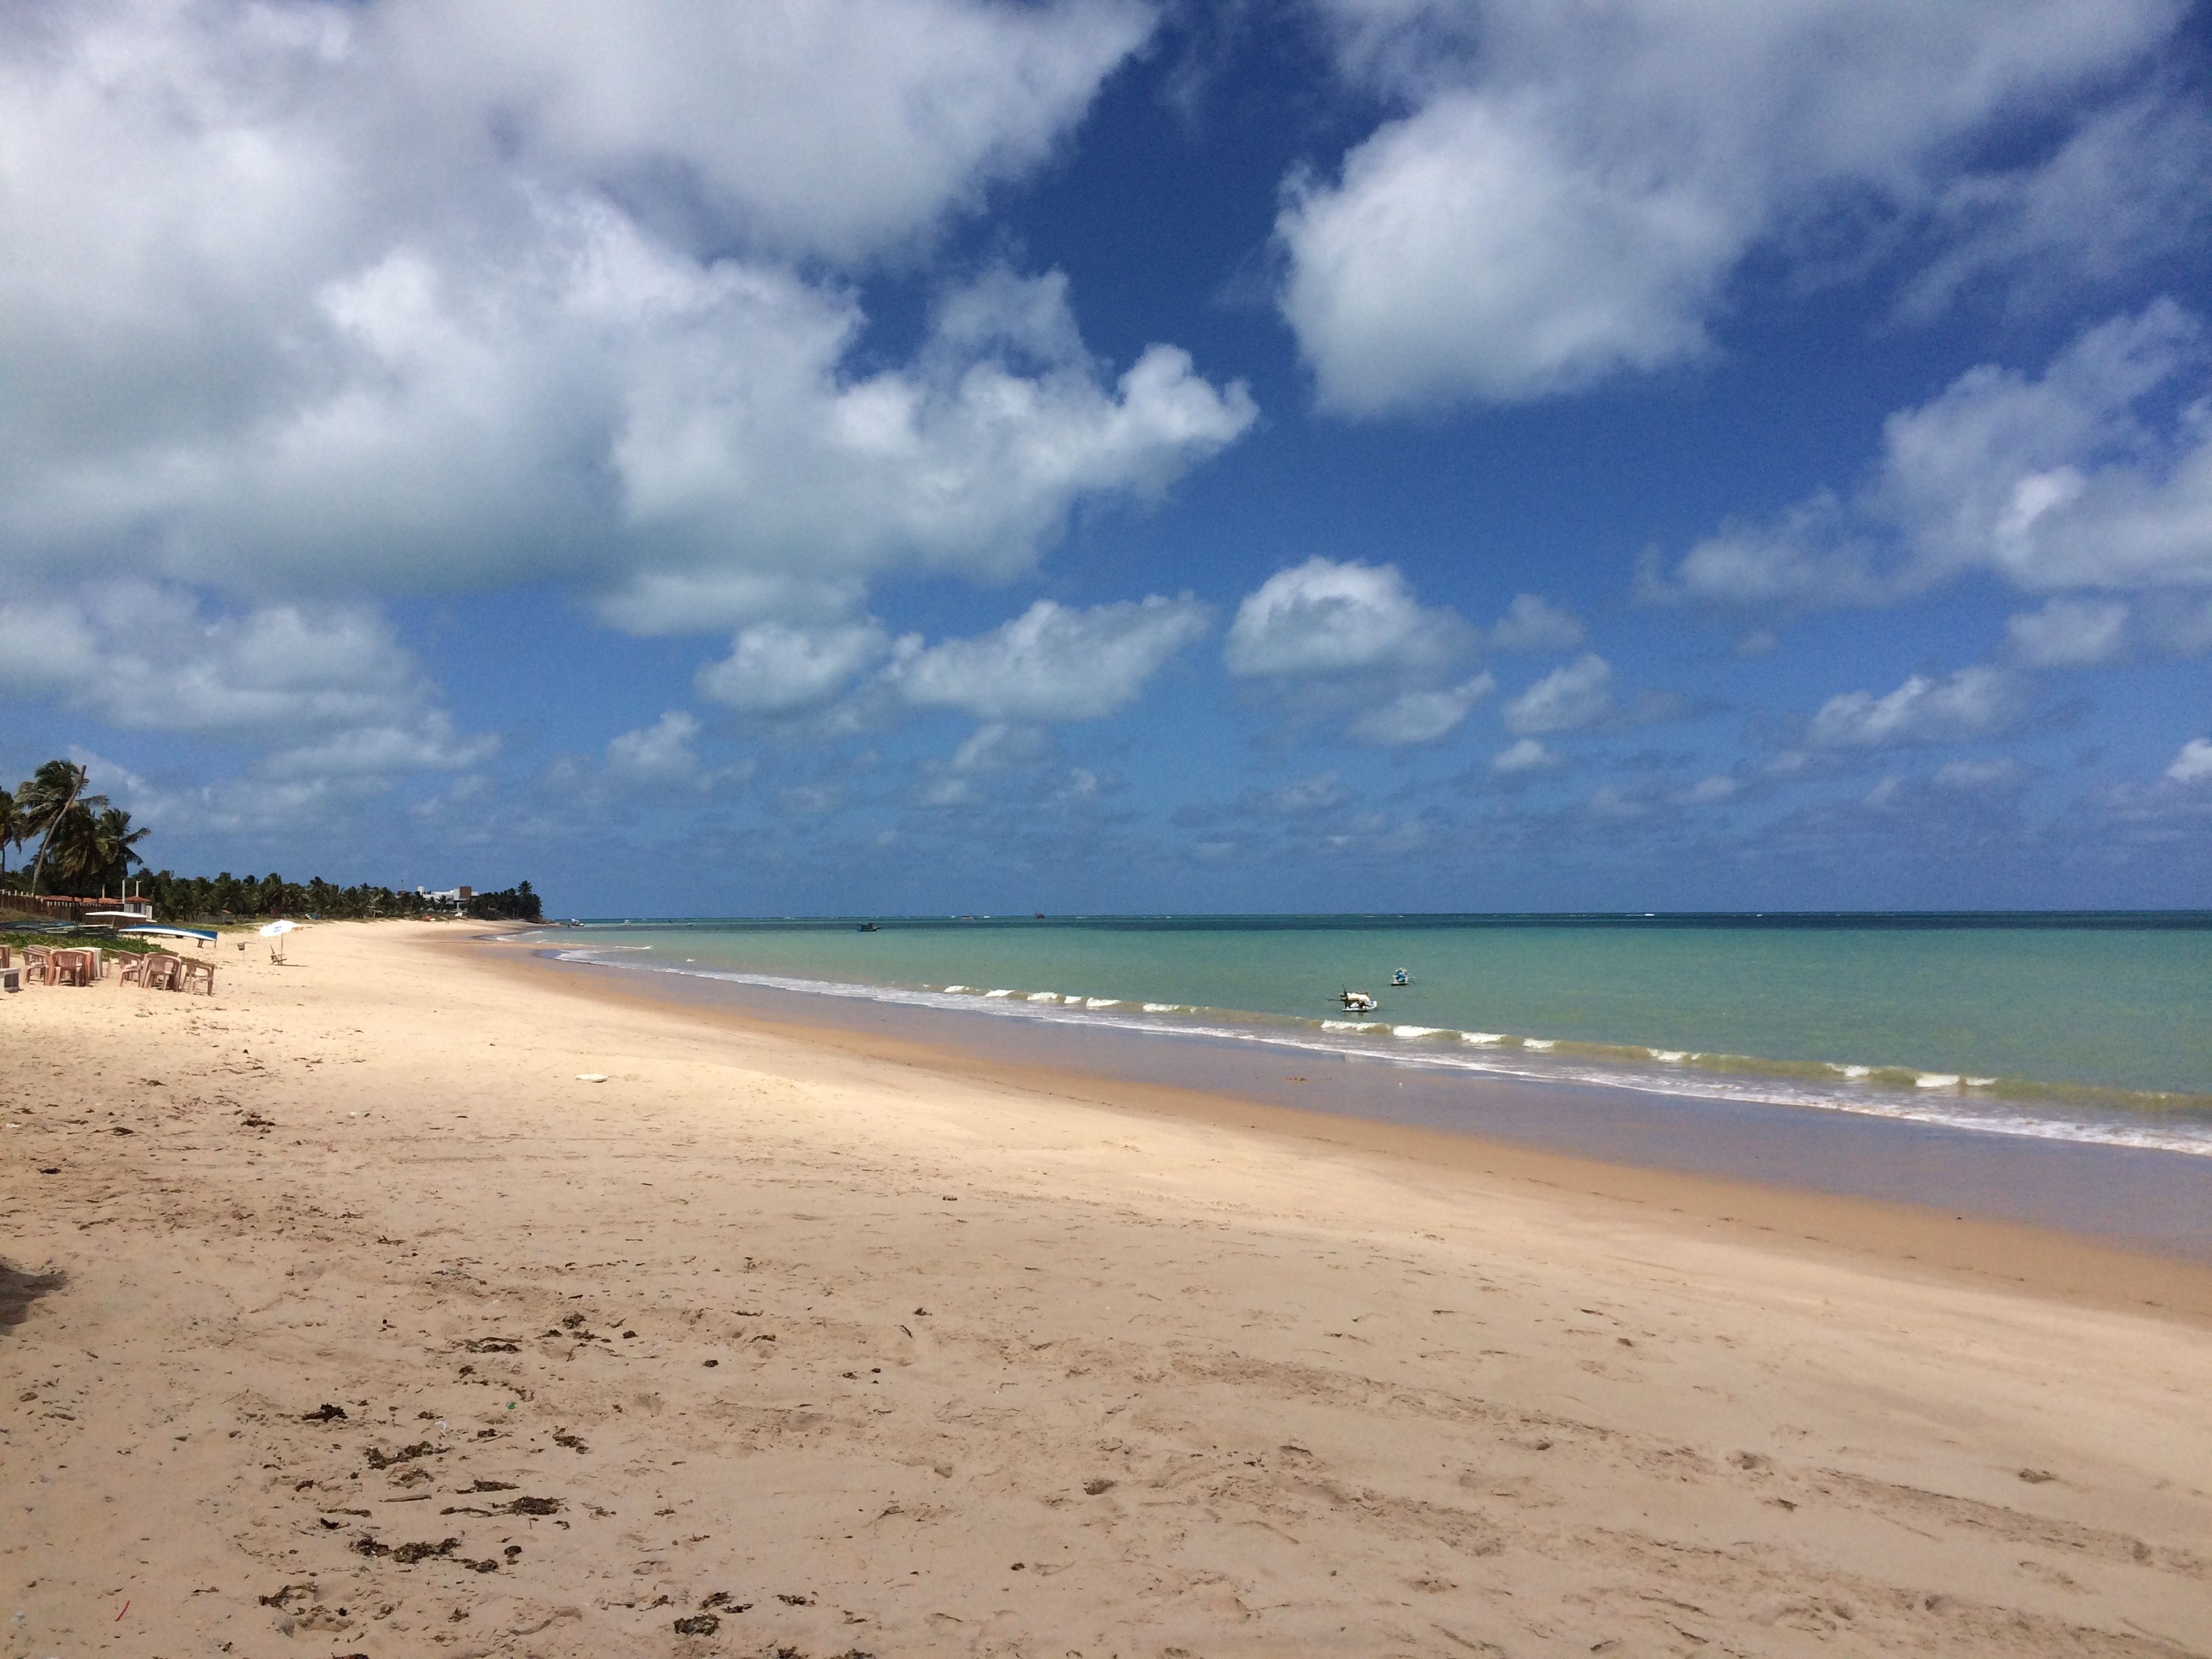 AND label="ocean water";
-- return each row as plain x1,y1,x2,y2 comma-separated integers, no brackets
525,914,2212,1157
